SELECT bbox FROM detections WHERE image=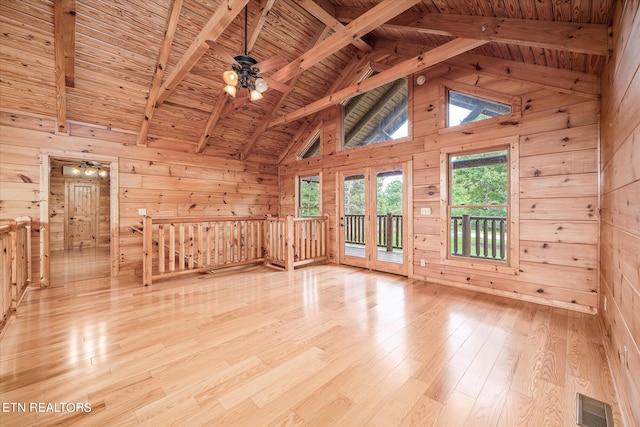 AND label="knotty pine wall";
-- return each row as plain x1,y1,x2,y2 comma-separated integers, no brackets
598,0,640,425
0,117,278,280
279,62,601,314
